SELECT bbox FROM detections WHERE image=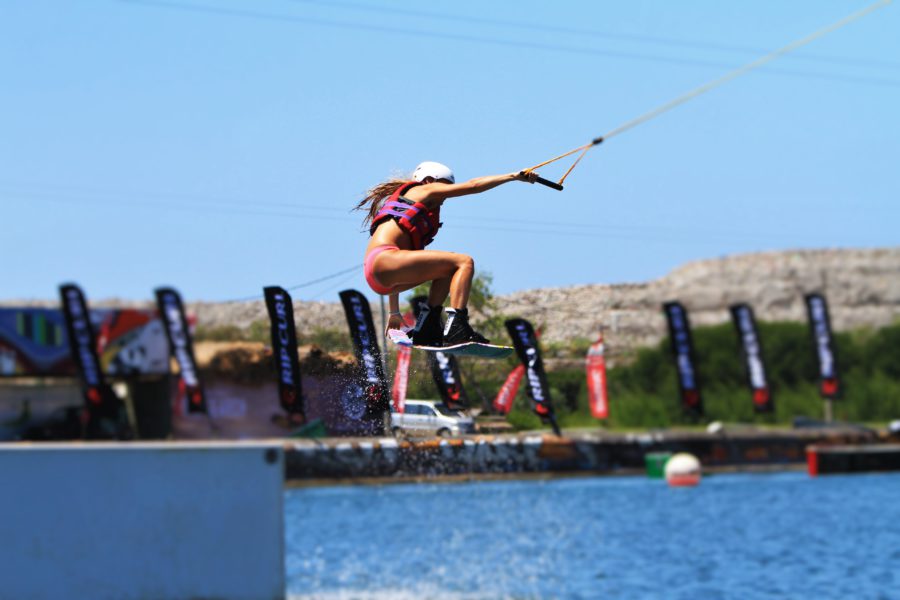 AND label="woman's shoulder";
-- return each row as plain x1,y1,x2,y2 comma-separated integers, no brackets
402,183,444,208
